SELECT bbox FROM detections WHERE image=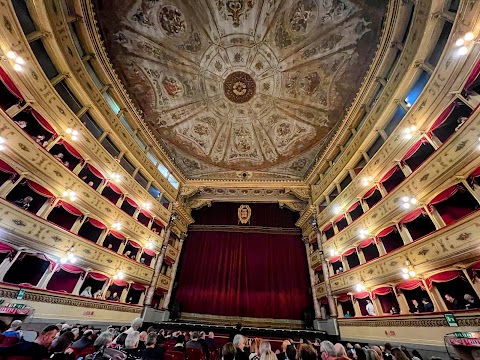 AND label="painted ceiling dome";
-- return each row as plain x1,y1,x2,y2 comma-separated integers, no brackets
94,0,387,180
